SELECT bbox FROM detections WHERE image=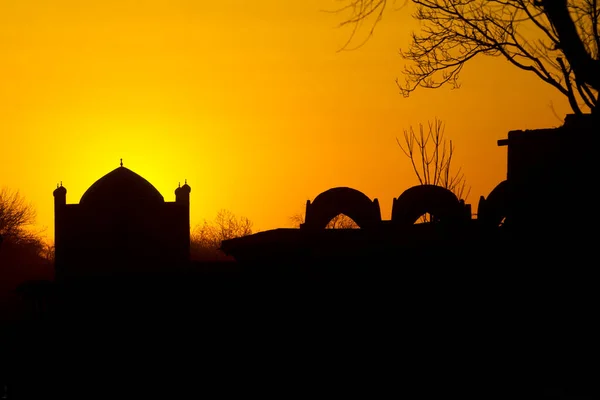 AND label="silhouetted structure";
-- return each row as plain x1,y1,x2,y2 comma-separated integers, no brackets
301,187,382,229
477,179,509,229
391,184,471,225
500,113,595,229
221,184,473,263
223,113,597,264
53,162,190,279
480,113,597,246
